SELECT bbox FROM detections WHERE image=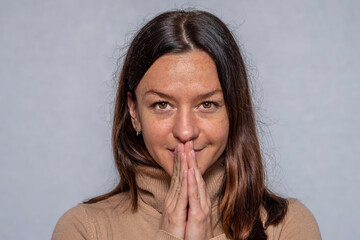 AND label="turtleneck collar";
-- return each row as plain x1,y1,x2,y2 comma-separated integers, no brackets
135,157,225,214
